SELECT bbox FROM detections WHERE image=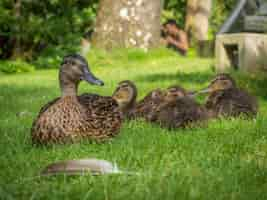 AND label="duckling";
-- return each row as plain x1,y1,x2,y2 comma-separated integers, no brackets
197,73,258,118
112,80,137,119
112,80,166,120
147,85,209,129
132,88,166,120
31,54,122,145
